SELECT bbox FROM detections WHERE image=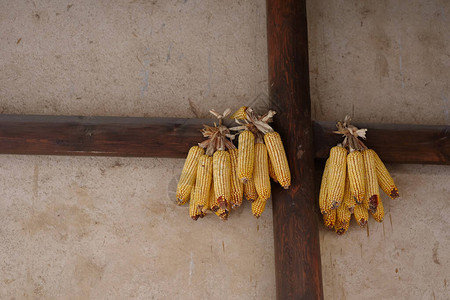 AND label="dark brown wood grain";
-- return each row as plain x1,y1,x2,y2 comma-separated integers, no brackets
0,115,448,165
314,121,450,164
0,114,207,158
267,0,324,299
